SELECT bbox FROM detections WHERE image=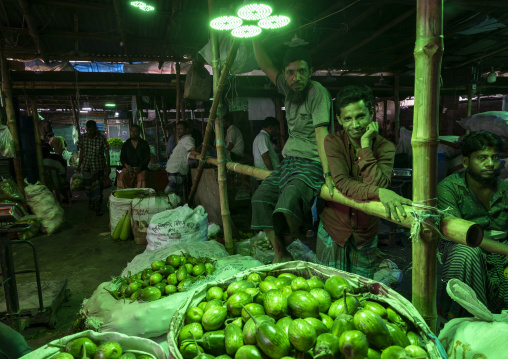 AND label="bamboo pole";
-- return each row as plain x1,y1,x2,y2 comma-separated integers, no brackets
188,37,240,203
155,97,160,159
411,0,443,332
189,154,488,251
476,94,481,114
394,74,400,144
0,53,24,195
175,62,181,142
383,100,388,137
467,84,473,117
31,100,45,185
